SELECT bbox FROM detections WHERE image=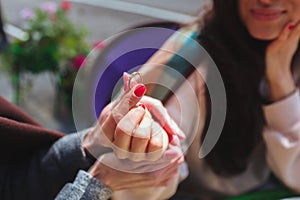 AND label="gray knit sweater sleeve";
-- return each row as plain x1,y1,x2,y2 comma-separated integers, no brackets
0,130,102,200
55,170,112,200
